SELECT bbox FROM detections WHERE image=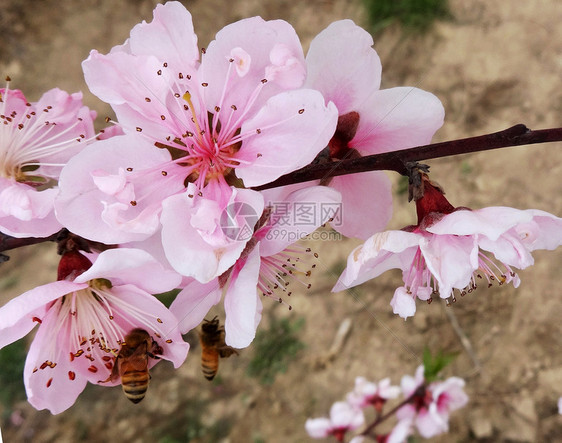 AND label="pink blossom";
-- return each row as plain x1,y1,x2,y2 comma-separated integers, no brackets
170,186,341,347
397,367,468,439
346,376,401,410
0,84,95,237
305,401,365,441
558,397,562,415
81,1,337,203
400,365,426,398
333,206,562,319
304,20,444,239
61,1,337,282
0,248,188,414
